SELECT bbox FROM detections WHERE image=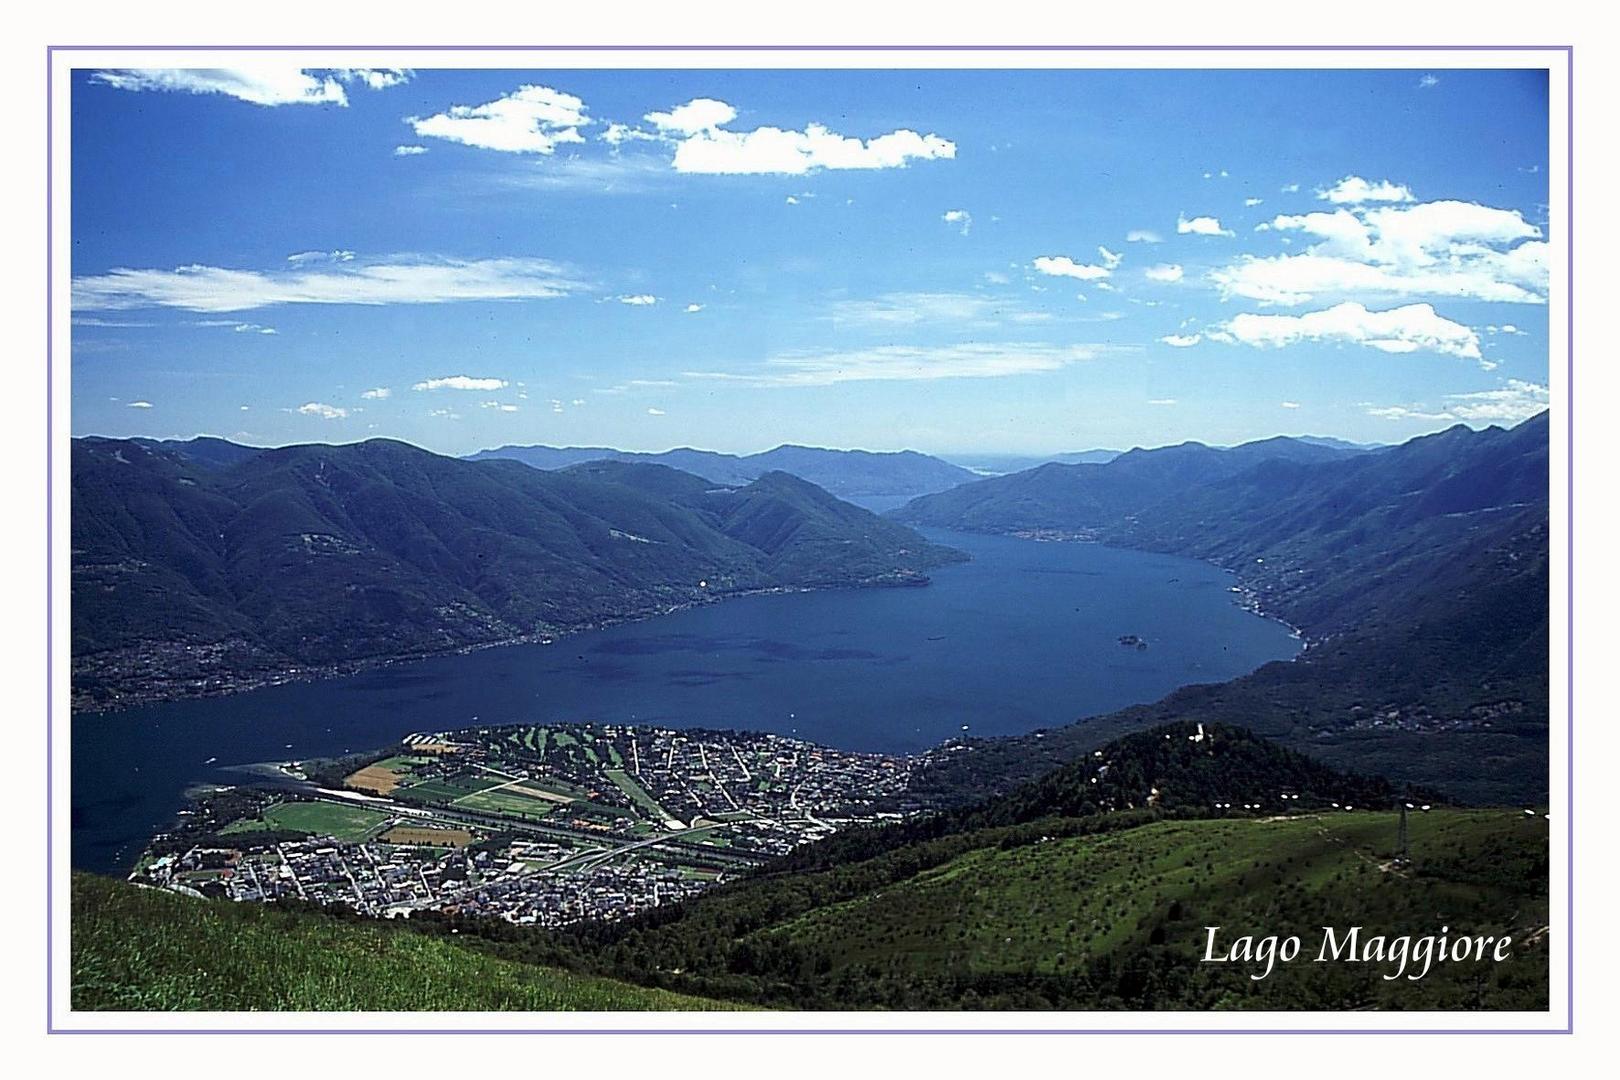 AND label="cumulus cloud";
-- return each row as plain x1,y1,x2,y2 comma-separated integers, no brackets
1144,264,1184,283
90,67,410,107
684,342,1100,387
361,387,391,399
1177,214,1234,237
1033,255,1113,281
684,303,704,313
1215,198,1547,306
618,294,659,306
72,256,582,313
1318,176,1416,204
1244,197,1264,207
641,97,955,175
1220,301,1486,364
647,407,666,415
409,85,590,154
1159,334,1200,347
943,209,972,235
1281,400,1301,408
393,144,428,156
297,401,347,419
412,375,509,392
